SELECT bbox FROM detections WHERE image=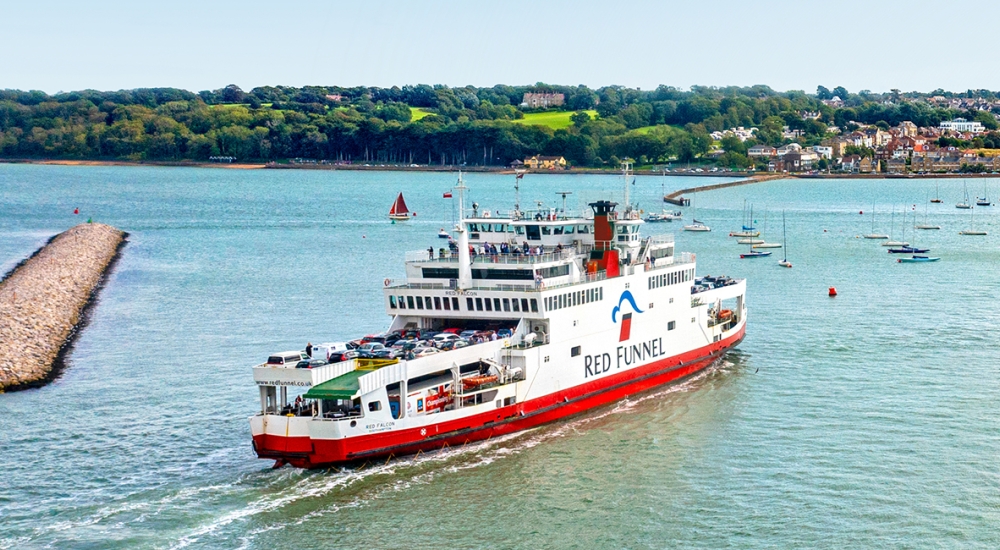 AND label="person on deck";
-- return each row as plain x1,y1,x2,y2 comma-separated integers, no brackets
305,342,313,358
